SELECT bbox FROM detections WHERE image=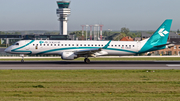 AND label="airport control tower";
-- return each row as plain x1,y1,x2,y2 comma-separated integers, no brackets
56,1,71,35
